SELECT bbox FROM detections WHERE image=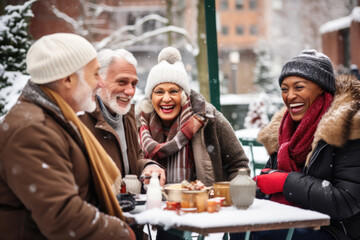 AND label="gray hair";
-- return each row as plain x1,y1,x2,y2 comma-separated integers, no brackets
97,49,137,80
